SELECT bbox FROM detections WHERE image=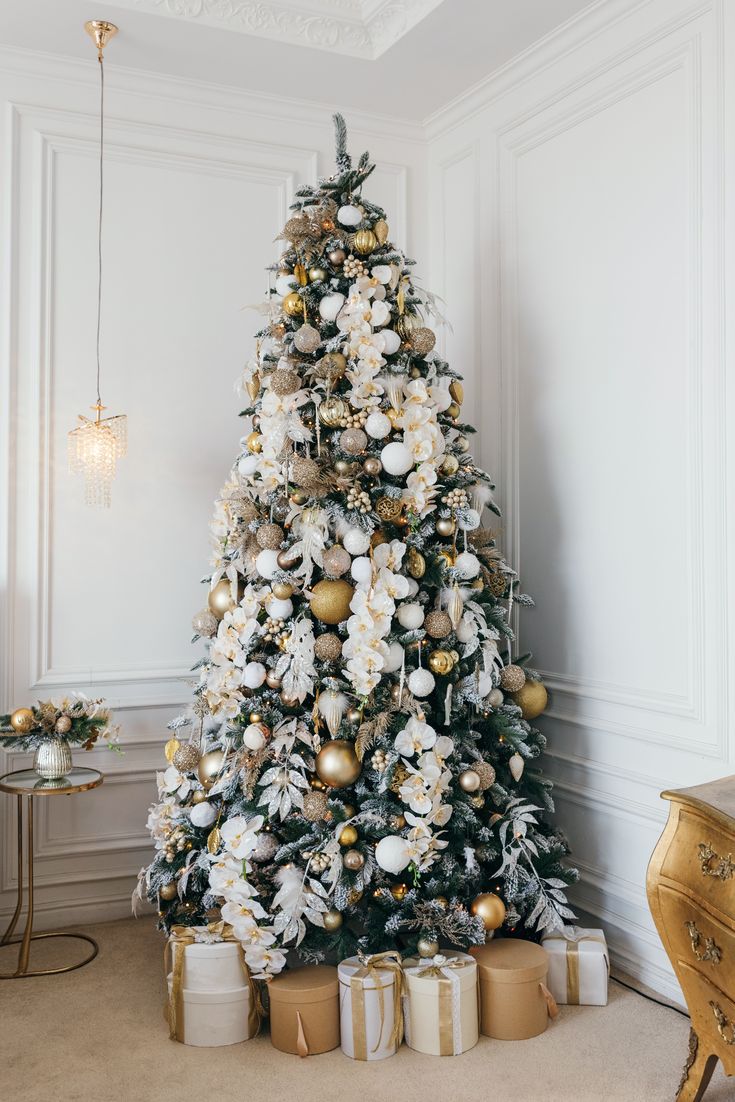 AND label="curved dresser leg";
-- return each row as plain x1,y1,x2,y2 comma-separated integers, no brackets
676,1030,718,1102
